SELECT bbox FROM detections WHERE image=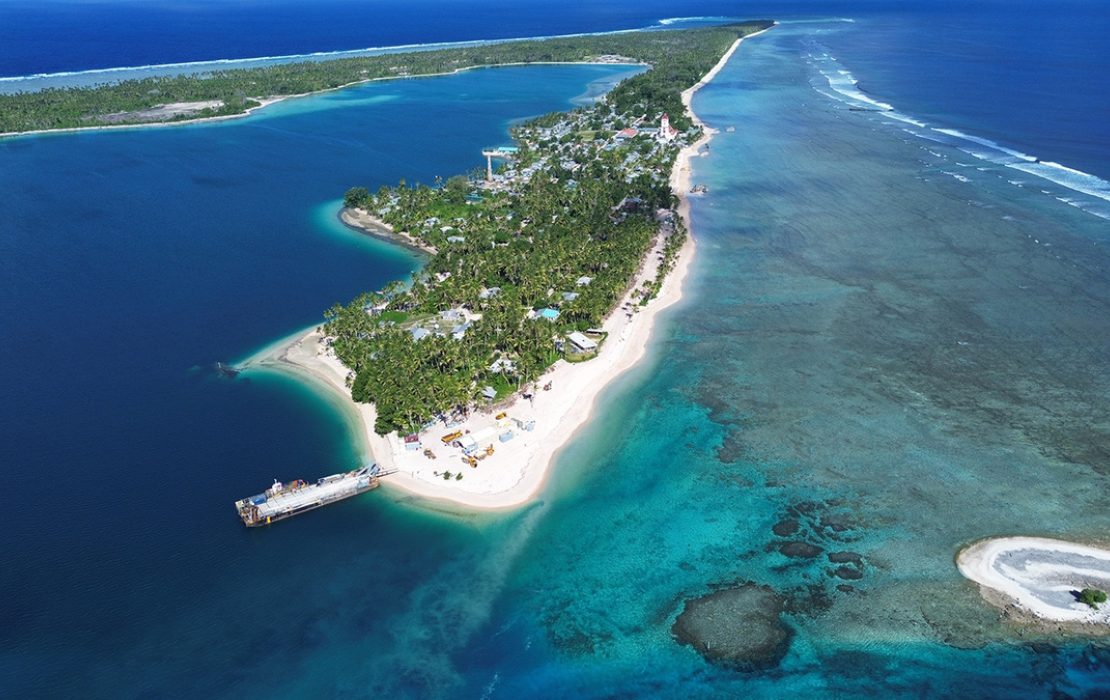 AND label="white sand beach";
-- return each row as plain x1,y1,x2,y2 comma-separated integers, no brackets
340,208,438,255
245,30,769,509
957,537,1110,624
